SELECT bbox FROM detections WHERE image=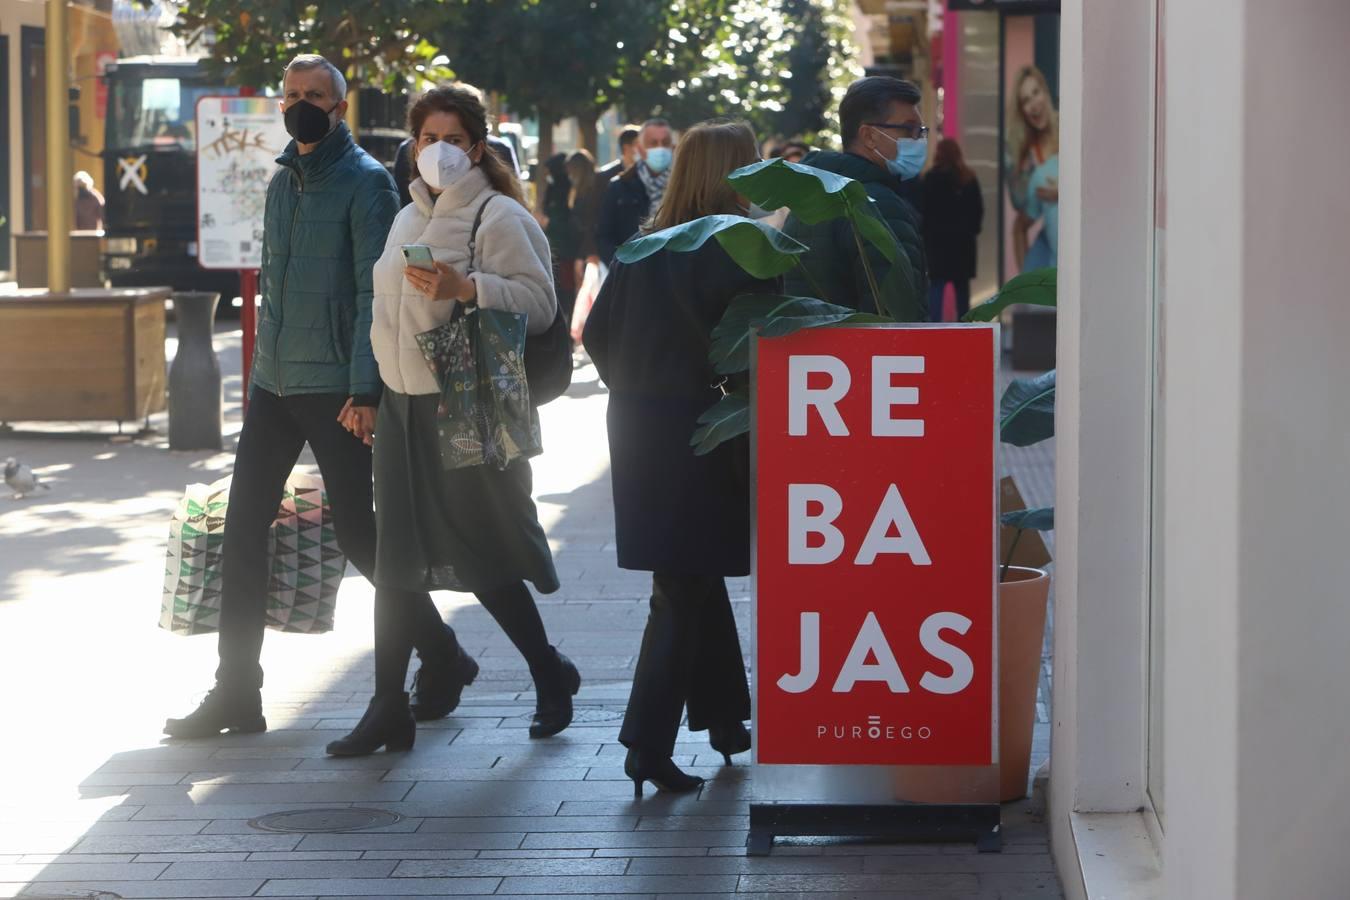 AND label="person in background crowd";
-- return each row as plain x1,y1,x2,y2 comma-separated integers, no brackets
567,150,602,278
782,76,928,319
540,153,578,320
596,118,674,265
73,171,105,231
326,82,577,756
395,132,522,209
583,120,773,798
596,125,641,185
920,137,984,322
1005,64,1059,271
777,140,811,164
163,54,417,740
